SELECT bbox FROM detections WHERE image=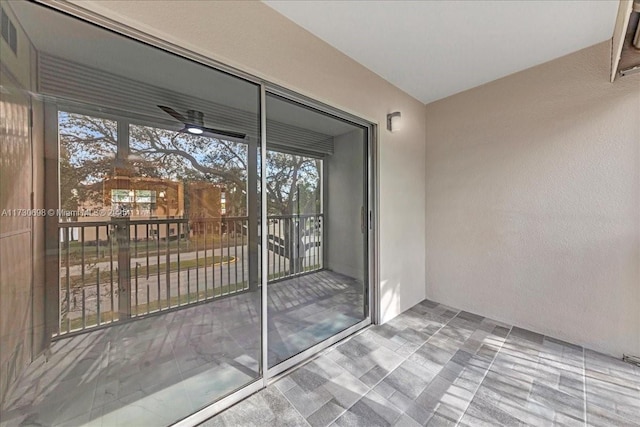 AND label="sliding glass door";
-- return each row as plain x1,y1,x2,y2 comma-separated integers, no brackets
0,2,372,425
265,93,370,368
